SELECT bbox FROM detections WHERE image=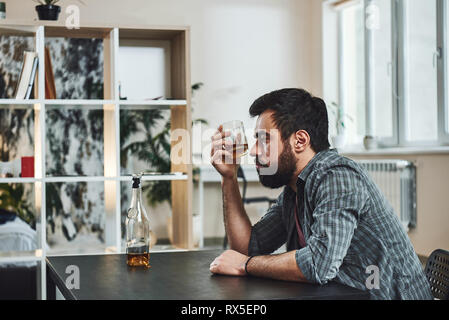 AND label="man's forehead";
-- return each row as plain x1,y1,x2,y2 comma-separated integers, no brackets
255,110,276,131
